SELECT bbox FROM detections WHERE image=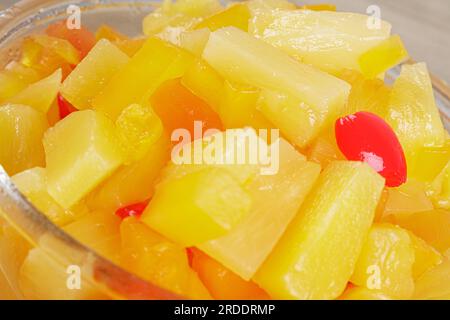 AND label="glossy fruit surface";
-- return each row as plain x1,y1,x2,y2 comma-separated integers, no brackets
44,110,123,208
336,111,407,187
254,161,384,300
